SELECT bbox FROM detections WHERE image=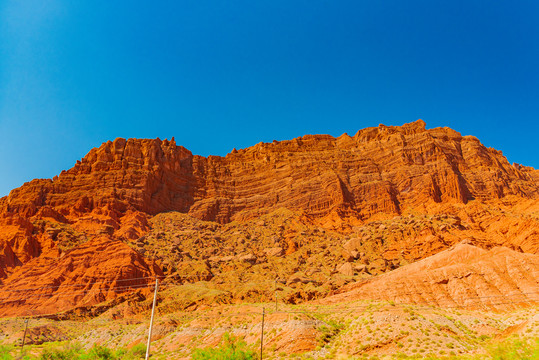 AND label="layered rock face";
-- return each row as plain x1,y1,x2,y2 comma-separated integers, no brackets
0,120,537,316
2,120,538,223
0,138,195,217
325,242,539,311
0,236,163,316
